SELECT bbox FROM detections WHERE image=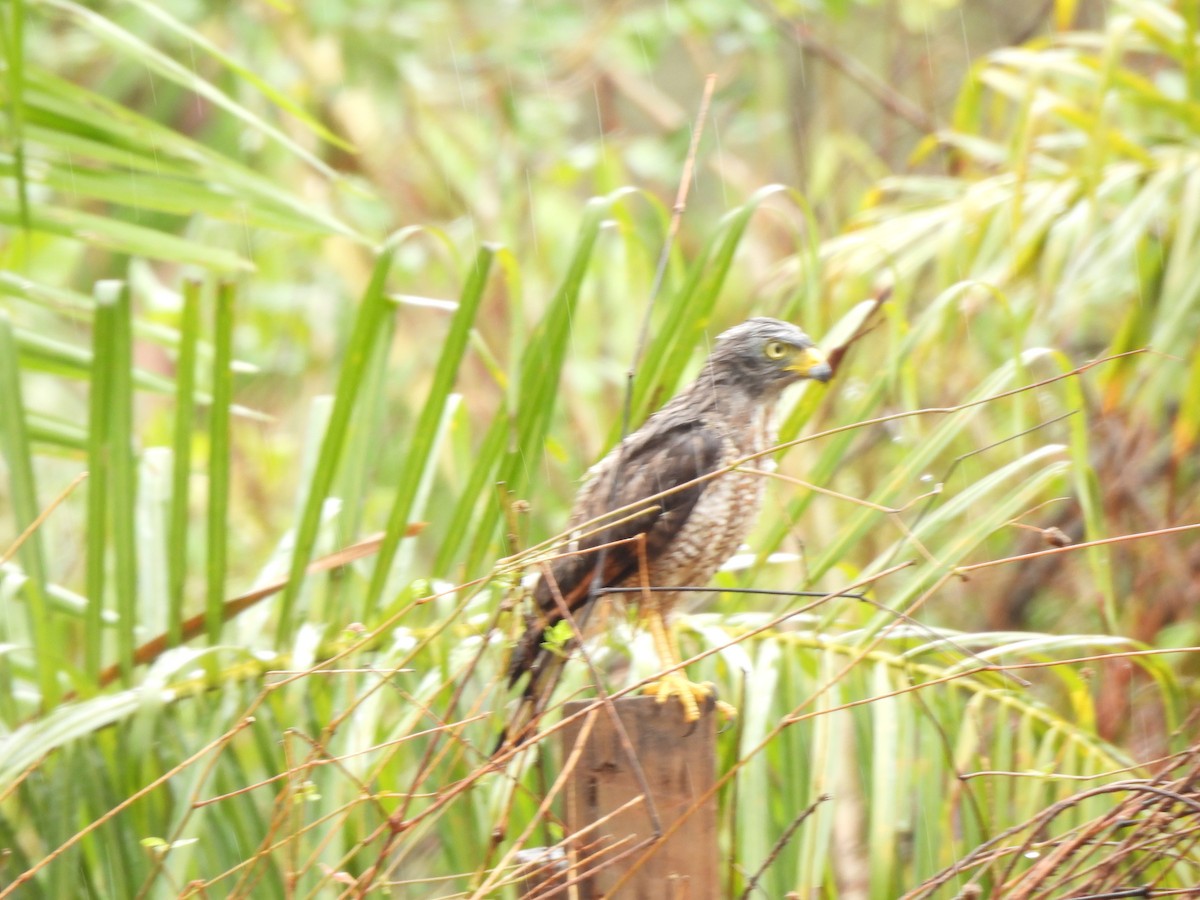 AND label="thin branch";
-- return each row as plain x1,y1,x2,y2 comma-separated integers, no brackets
737,794,829,899
788,24,937,133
